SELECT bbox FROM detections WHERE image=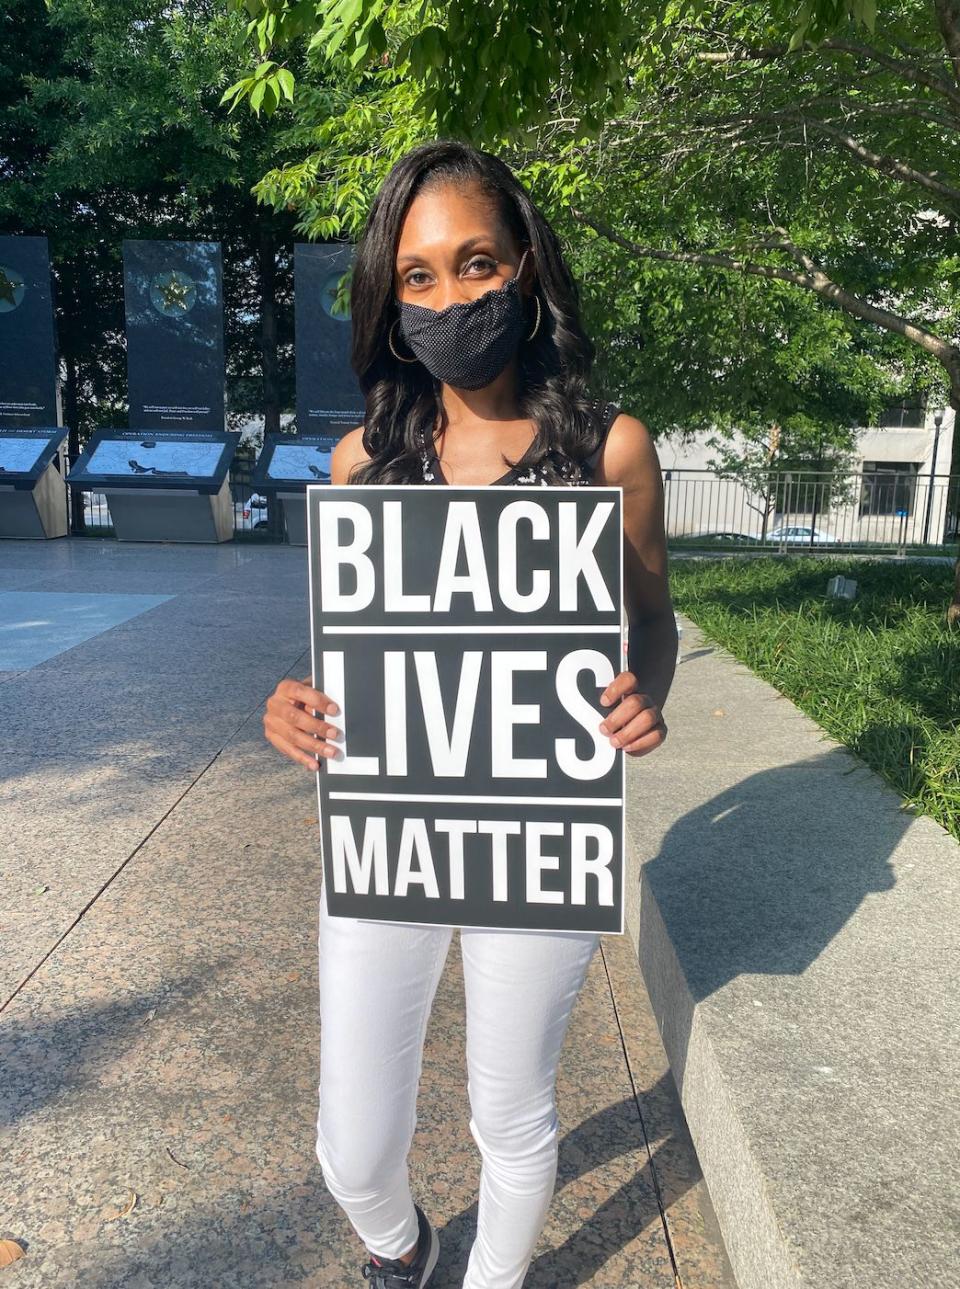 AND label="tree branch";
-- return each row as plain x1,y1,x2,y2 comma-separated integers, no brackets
789,114,960,205
695,37,960,112
569,207,960,401
697,94,955,132
688,106,960,206
933,0,960,89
